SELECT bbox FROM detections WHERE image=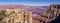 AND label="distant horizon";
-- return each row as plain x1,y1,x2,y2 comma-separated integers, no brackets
0,4,50,6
